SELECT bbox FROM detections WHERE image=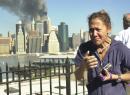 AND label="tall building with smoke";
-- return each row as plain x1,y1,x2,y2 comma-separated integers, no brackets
0,0,51,53
36,21,44,44
0,0,47,21
58,22,69,52
26,19,42,53
35,17,52,52
27,36,42,53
